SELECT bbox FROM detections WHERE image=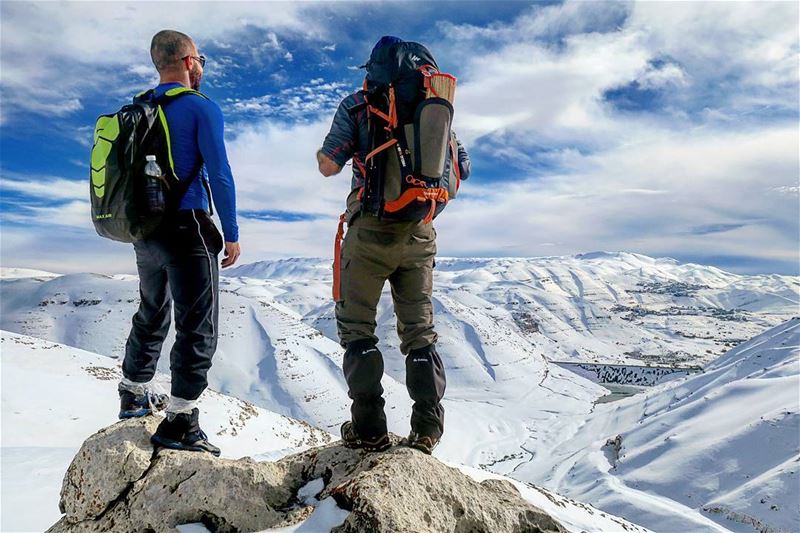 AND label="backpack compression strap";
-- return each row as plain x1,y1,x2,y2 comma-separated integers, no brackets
363,86,399,167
